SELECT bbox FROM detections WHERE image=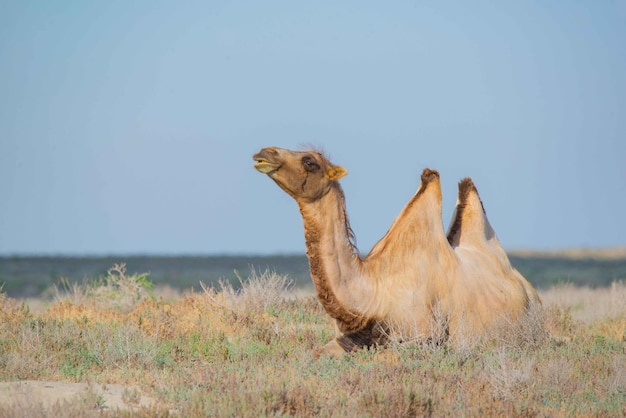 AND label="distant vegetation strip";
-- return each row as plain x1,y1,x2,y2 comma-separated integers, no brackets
1,251,625,298
509,247,626,260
